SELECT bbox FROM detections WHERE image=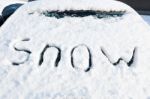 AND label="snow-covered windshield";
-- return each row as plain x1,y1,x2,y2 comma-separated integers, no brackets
42,10,126,19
